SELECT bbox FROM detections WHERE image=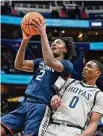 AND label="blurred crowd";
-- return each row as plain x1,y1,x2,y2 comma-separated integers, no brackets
1,46,18,74
1,44,40,74
1,1,103,20
1,1,24,17
53,4,88,20
1,44,103,90
1,1,87,19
